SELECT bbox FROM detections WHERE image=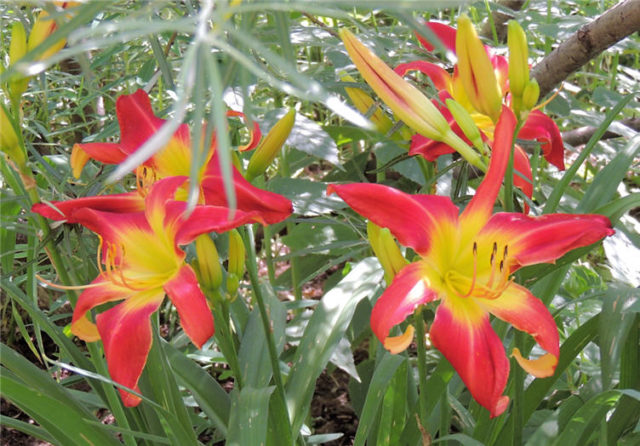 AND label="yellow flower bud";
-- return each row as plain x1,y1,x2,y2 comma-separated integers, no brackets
456,15,502,123
340,29,452,141
8,22,30,103
194,234,223,291
227,229,245,294
246,109,295,181
340,72,394,135
10,22,27,65
1,103,27,169
27,2,79,61
367,221,408,284
507,21,530,98
445,98,485,153
522,79,540,111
